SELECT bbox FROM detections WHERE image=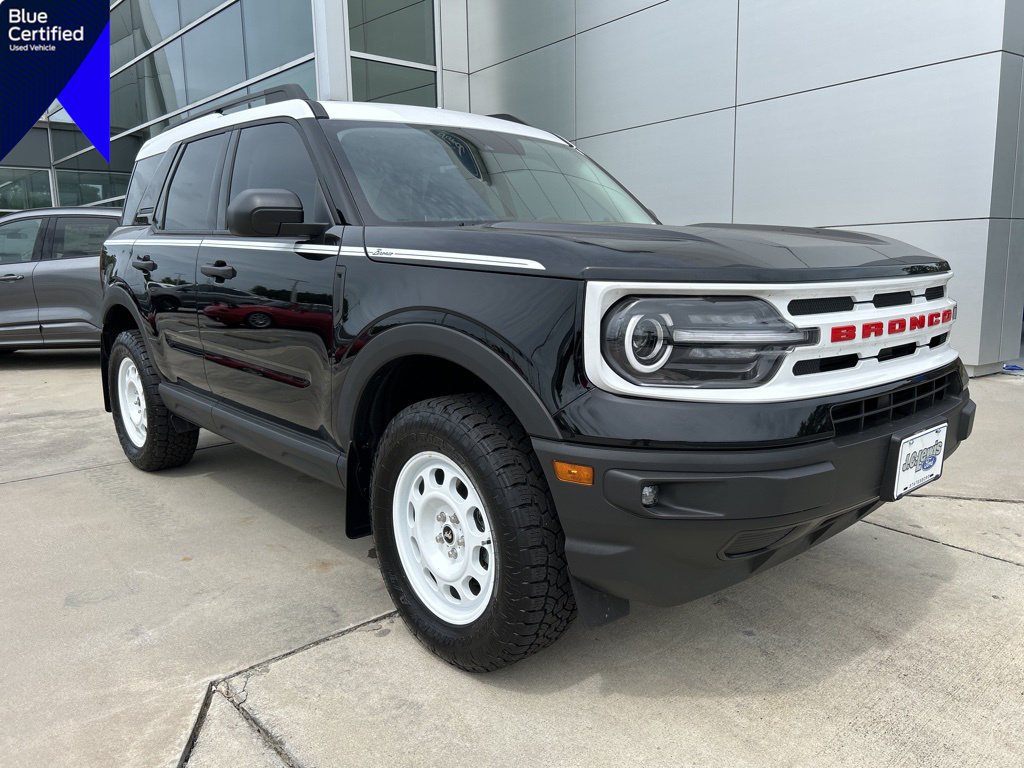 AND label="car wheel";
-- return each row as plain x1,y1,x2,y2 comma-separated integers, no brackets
109,329,198,471
246,312,273,329
371,393,576,671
